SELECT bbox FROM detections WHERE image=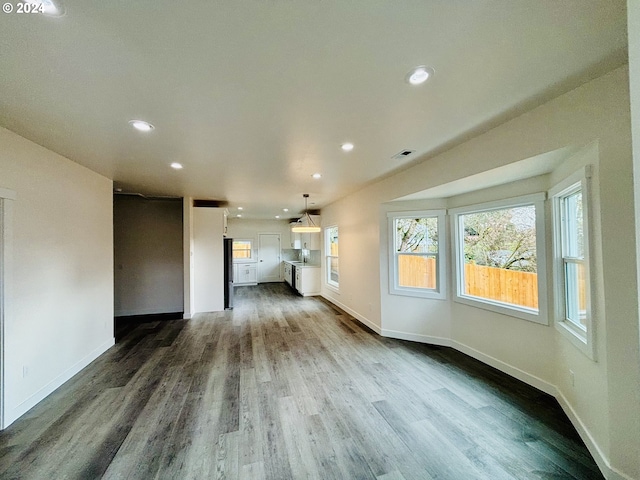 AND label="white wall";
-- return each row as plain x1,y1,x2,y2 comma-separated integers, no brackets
321,187,385,332
320,67,639,479
227,218,291,254
227,218,294,282
113,196,183,316
626,4,640,480
192,207,225,313
0,127,114,427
